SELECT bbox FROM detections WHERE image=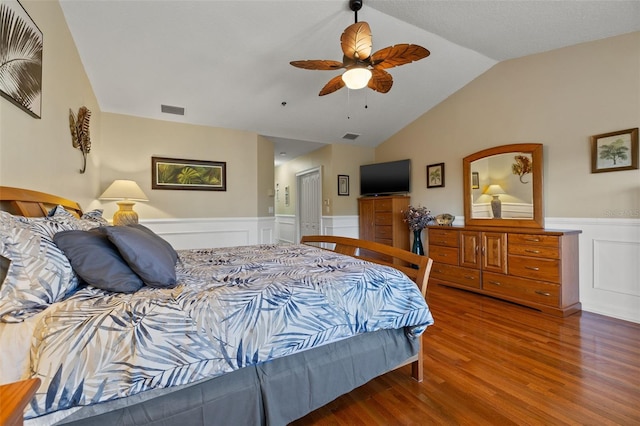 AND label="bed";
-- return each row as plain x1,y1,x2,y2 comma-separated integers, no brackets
0,186,434,426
